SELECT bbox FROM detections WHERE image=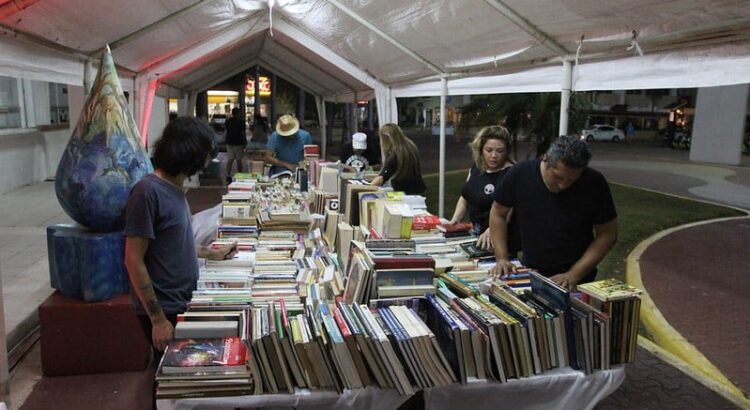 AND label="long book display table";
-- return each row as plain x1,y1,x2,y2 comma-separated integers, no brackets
157,366,624,410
